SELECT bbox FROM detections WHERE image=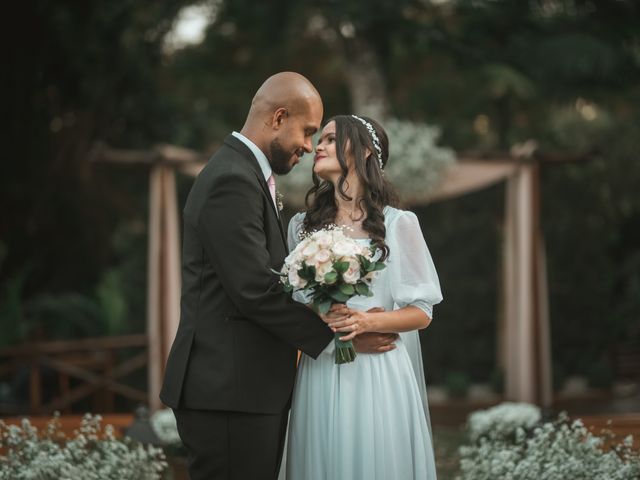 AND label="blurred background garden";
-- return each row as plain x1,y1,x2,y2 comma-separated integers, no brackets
2,0,640,478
